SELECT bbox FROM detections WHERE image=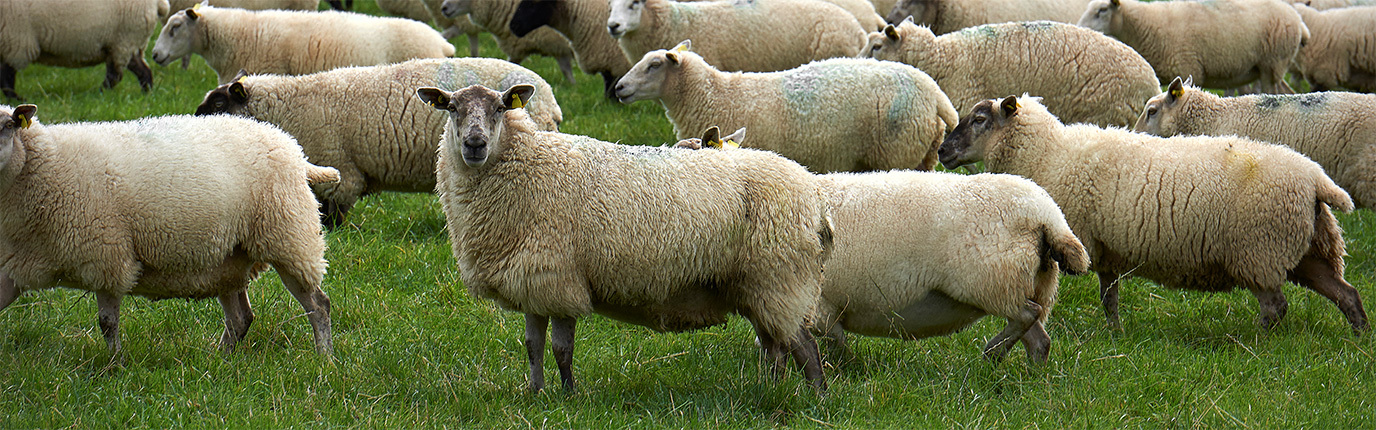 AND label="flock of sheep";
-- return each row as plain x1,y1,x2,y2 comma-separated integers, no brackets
1,0,1374,392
